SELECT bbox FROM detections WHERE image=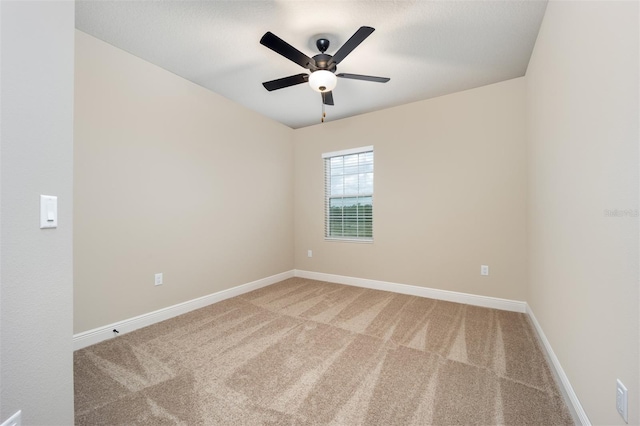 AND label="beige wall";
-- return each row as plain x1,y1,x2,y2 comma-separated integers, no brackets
294,78,528,301
1,1,75,423
526,1,639,424
74,31,294,333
